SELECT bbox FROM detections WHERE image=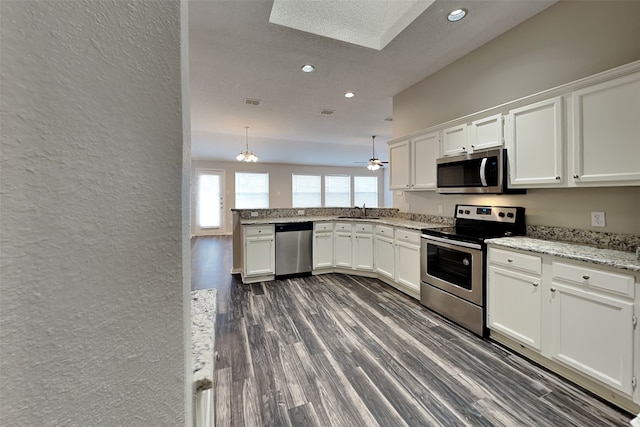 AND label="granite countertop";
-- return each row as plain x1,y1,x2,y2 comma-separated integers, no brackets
239,215,447,231
191,289,216,391
486,236,640,273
